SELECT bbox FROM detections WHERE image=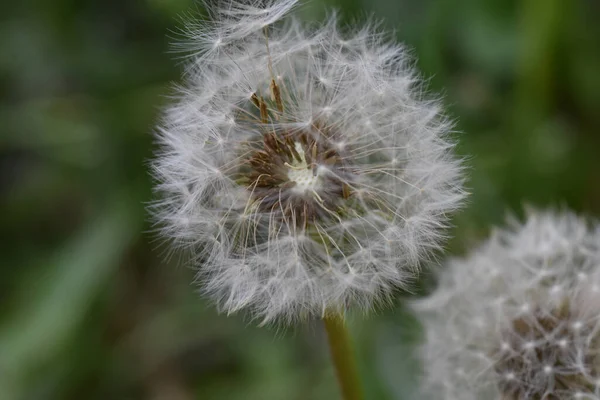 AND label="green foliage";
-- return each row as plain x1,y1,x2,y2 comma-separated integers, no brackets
1,0,598,398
